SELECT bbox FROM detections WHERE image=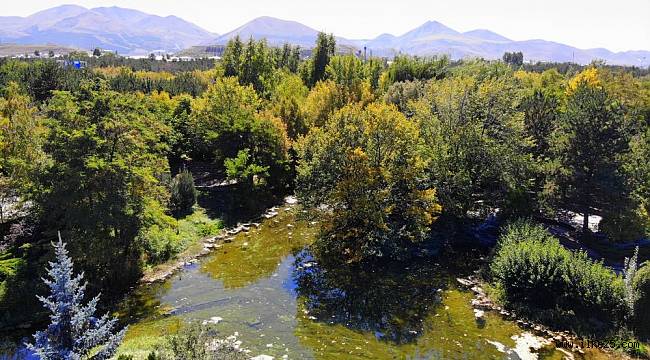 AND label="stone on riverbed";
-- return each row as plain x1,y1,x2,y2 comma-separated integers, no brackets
456,278,474,287
251,355,274,360
264,211,279,219
202,316,223,325
474,309,485,321
285,195,298,204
